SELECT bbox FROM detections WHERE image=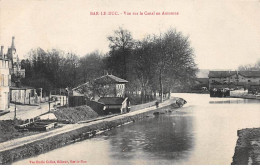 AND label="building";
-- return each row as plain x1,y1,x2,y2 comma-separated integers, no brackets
6,36,41,105
10,87,42,105
208,70,260,91
98,97,129,113
94,74,128,98
94,74,130,113
208,71,237,89
6,37,25,78
237,71,260,86
69,74,130,113
0,46,11,113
